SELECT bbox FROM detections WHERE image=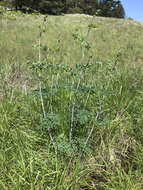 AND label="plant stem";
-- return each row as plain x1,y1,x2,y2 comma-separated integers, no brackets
84,96,104,149
69,77,81,146
38,18,57,154
39,80,46,117
84,111,99,148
